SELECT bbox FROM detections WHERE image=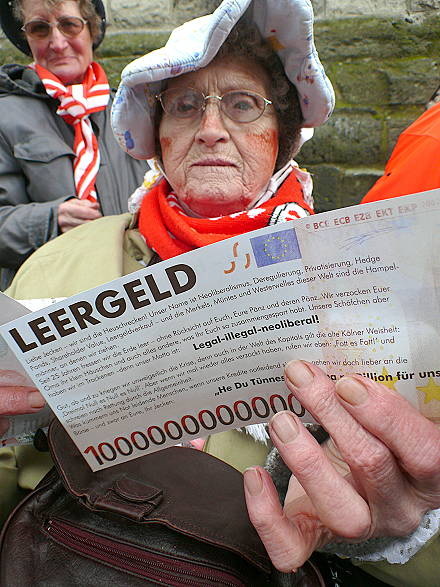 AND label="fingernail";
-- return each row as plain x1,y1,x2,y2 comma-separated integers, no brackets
271,412,299,443
285,360,314,387
244,468,263,496
28,392,45,409
335,377,369,406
